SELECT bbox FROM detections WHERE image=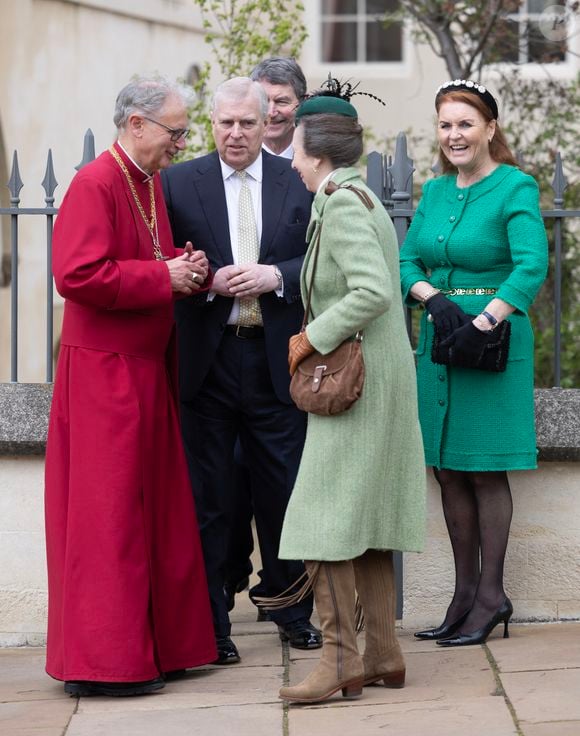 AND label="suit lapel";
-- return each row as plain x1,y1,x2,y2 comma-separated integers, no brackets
191,152,233,265
260,152,287,260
